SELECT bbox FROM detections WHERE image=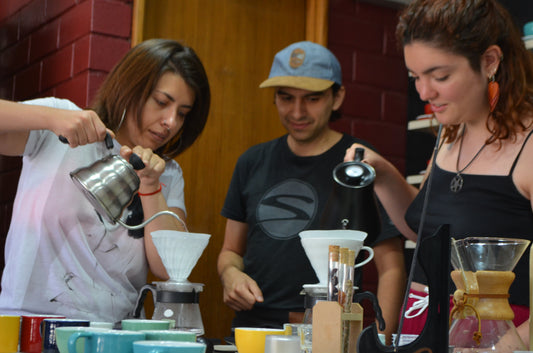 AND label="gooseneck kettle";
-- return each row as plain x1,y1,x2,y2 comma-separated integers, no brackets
320,147,381,245
66,133,186,229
